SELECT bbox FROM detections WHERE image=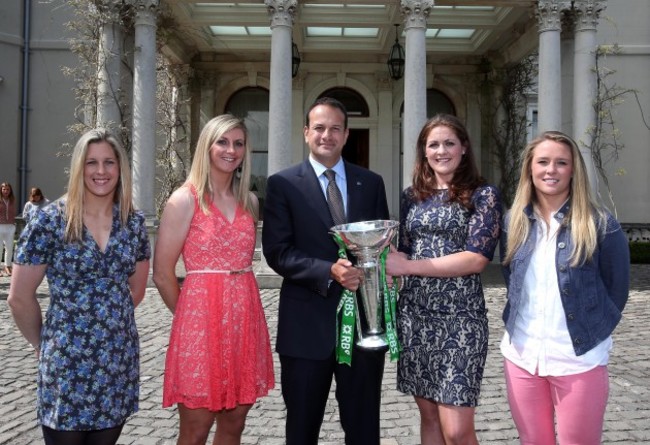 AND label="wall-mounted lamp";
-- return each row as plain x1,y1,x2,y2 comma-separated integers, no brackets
387,24,405,81
292,40,301,78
